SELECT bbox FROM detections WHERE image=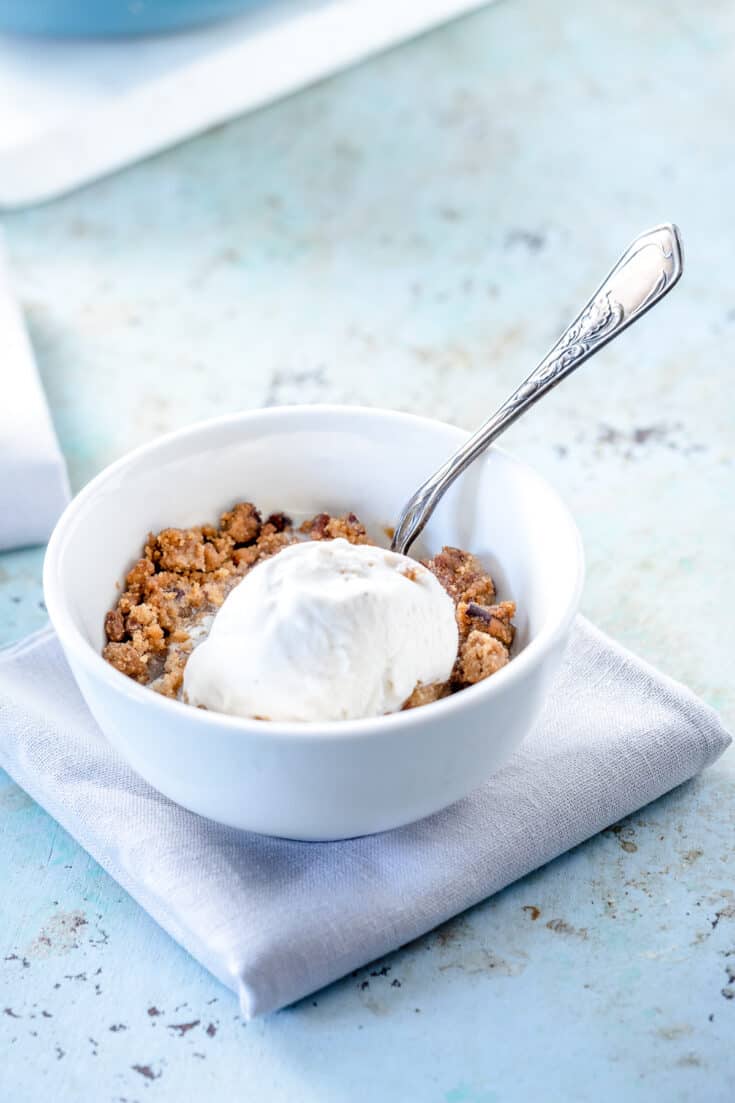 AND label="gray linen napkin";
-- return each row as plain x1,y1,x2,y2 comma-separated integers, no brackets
0,618,729,1017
